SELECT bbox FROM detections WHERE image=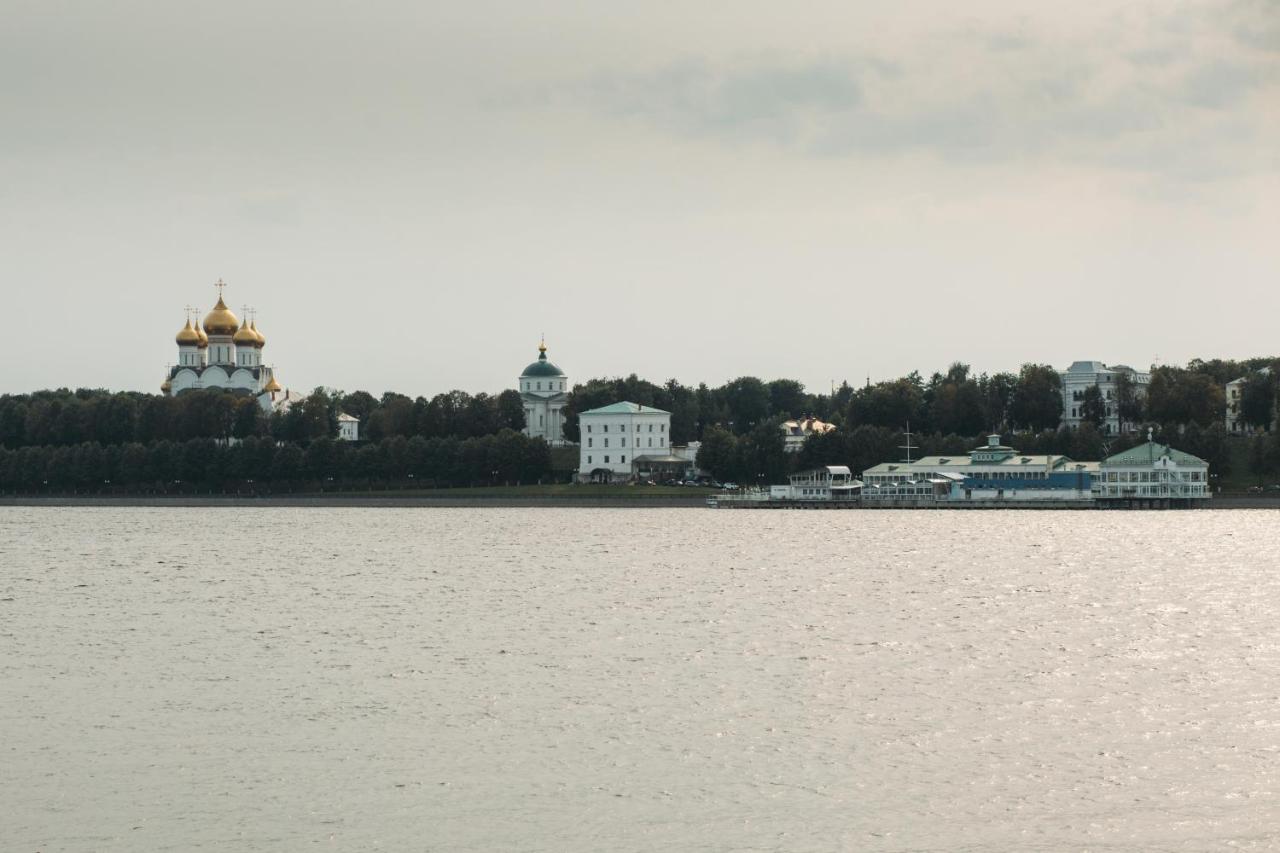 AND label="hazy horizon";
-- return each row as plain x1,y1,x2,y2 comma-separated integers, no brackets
3,0,1276,398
